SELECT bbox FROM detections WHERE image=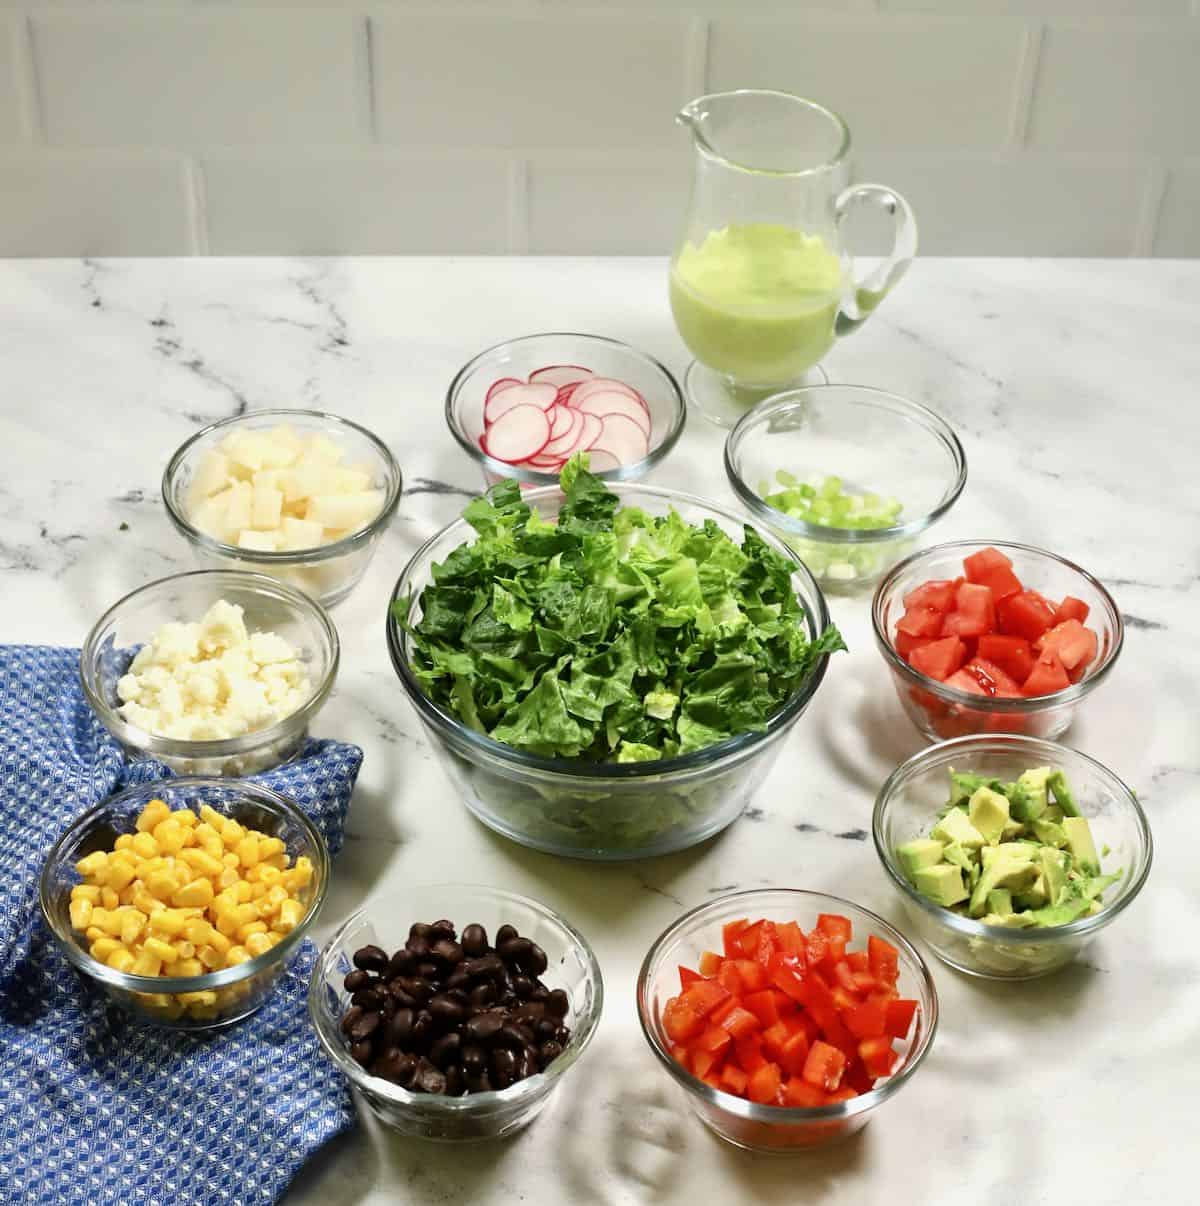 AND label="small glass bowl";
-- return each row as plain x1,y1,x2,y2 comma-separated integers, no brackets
162,408,402,608
445,332,686,488
308,884,603,1142
637,889,938,1152
40,777,329,1029
81,569,339,776
386,483,834,861
873,734,1153,980
725,386,967,595
872,540,1123,743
